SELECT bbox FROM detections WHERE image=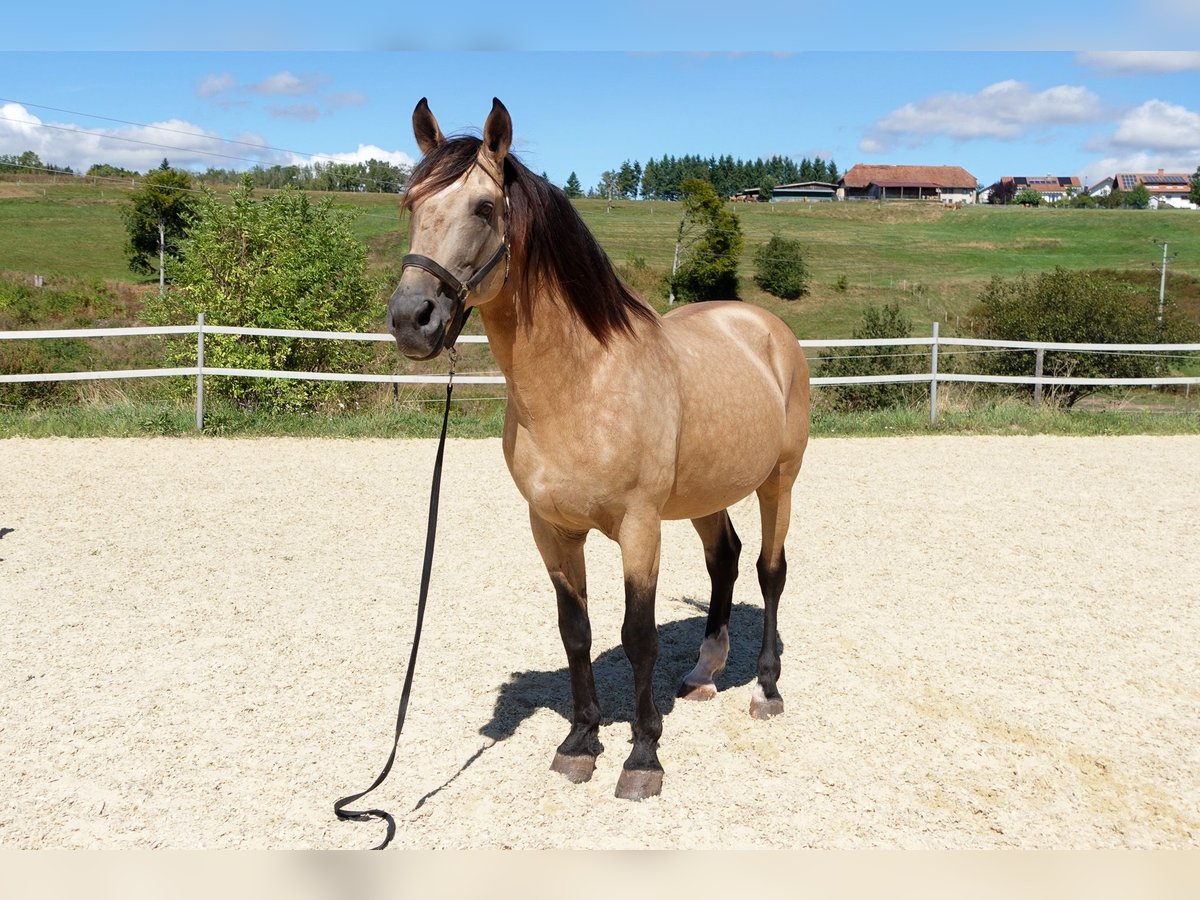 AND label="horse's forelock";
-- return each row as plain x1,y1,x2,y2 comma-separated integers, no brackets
402,136,484,211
